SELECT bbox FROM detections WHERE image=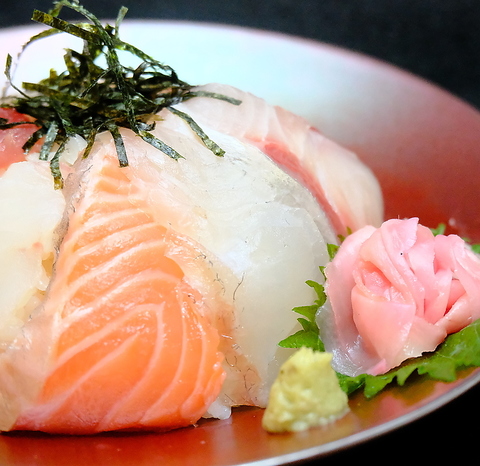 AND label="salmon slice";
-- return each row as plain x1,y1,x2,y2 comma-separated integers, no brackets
0,146,224,434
